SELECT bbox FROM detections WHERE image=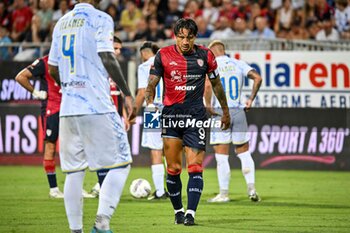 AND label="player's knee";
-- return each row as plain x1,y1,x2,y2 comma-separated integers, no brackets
167,167,182,175
44,141,56,159
167,163,182,175
151,153,163,164
187,164,203,174
235,142,249,154
43,159,56,173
